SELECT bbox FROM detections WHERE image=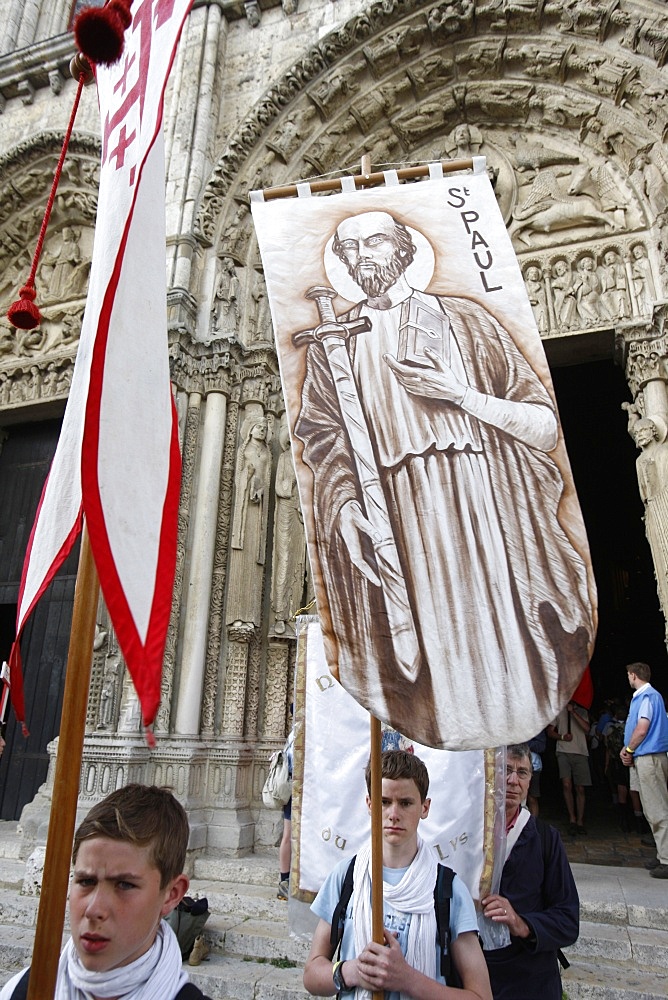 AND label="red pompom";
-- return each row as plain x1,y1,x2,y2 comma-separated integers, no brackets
7,284,41,330
74,0,132,67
